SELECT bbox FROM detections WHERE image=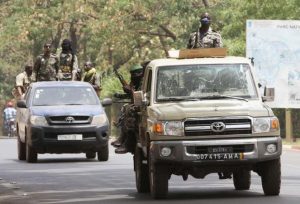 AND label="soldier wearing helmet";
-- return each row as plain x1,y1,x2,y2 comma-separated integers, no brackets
114,64,144,100
187,12,223,49
81,61,101,96
112,64,145,154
